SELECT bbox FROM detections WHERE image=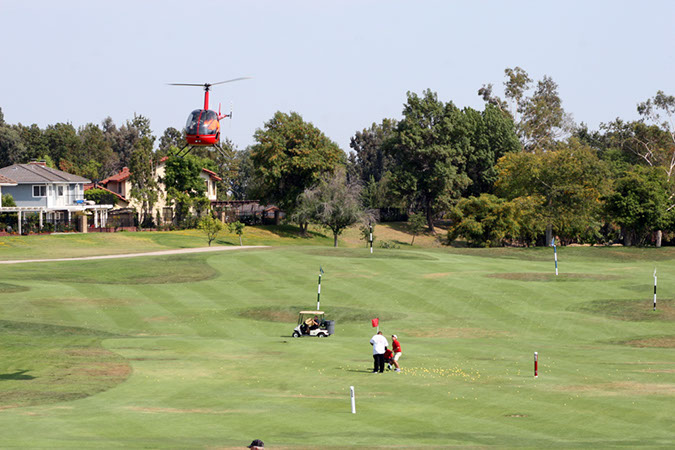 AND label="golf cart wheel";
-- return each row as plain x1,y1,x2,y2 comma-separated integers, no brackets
318,333,326,338
292,331,300,338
